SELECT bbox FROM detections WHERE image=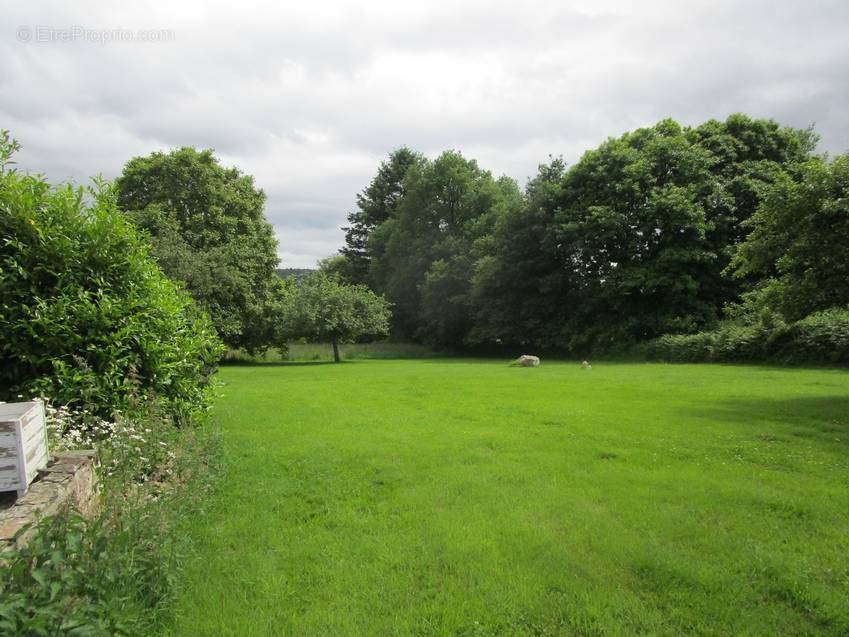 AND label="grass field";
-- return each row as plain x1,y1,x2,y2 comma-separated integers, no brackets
173,360,849,635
